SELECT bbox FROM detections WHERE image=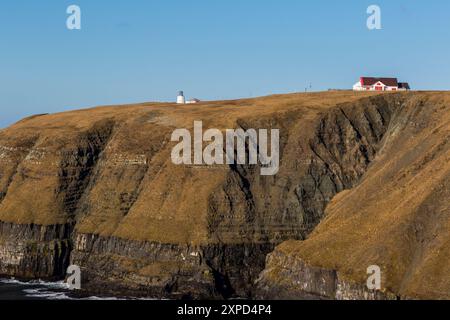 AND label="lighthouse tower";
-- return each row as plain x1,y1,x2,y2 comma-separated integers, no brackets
177,91,185,104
